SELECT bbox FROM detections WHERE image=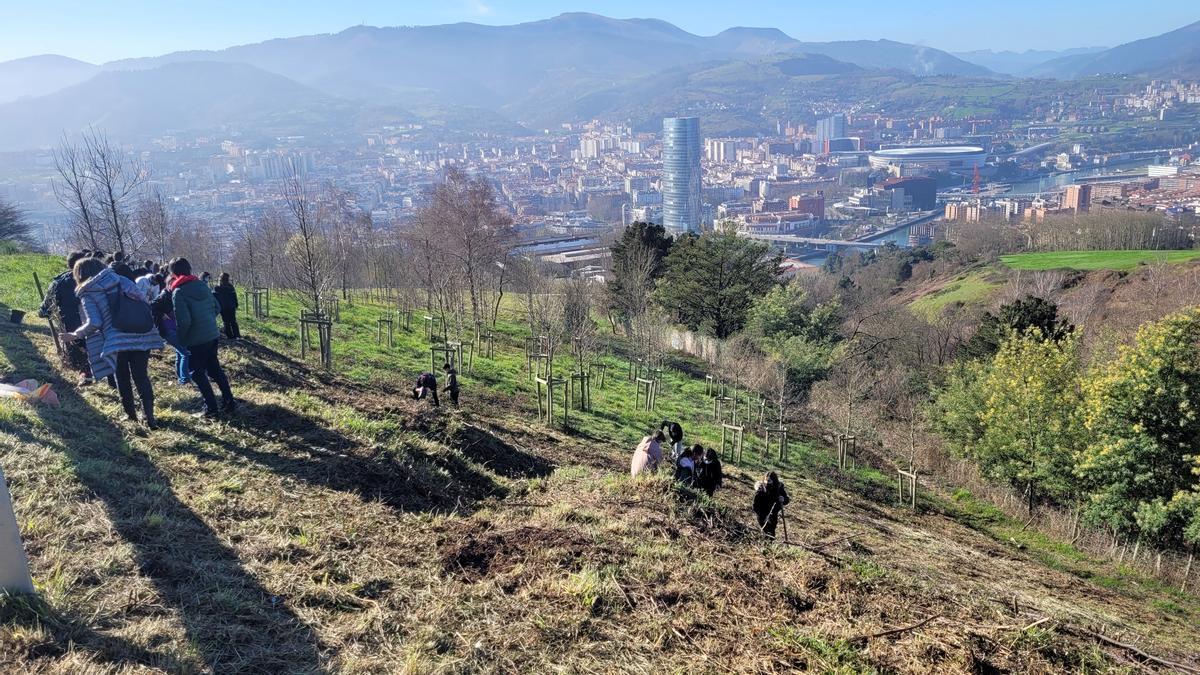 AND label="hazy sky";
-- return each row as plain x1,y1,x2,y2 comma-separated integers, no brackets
4,0,1198,63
